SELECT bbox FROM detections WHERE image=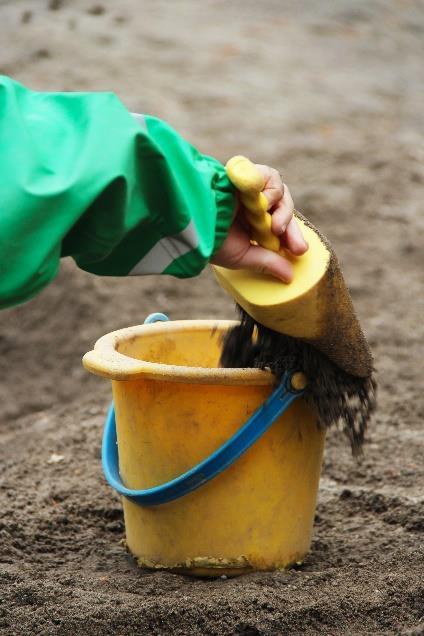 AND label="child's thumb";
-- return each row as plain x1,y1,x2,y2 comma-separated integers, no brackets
236,244,293,283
